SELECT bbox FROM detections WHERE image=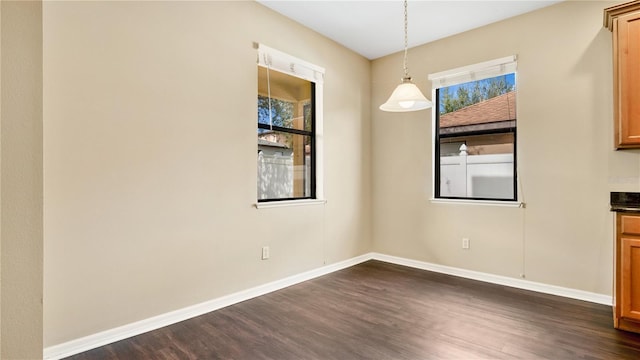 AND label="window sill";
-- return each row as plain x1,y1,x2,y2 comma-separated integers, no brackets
430,198,524,208
255,199,327,209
